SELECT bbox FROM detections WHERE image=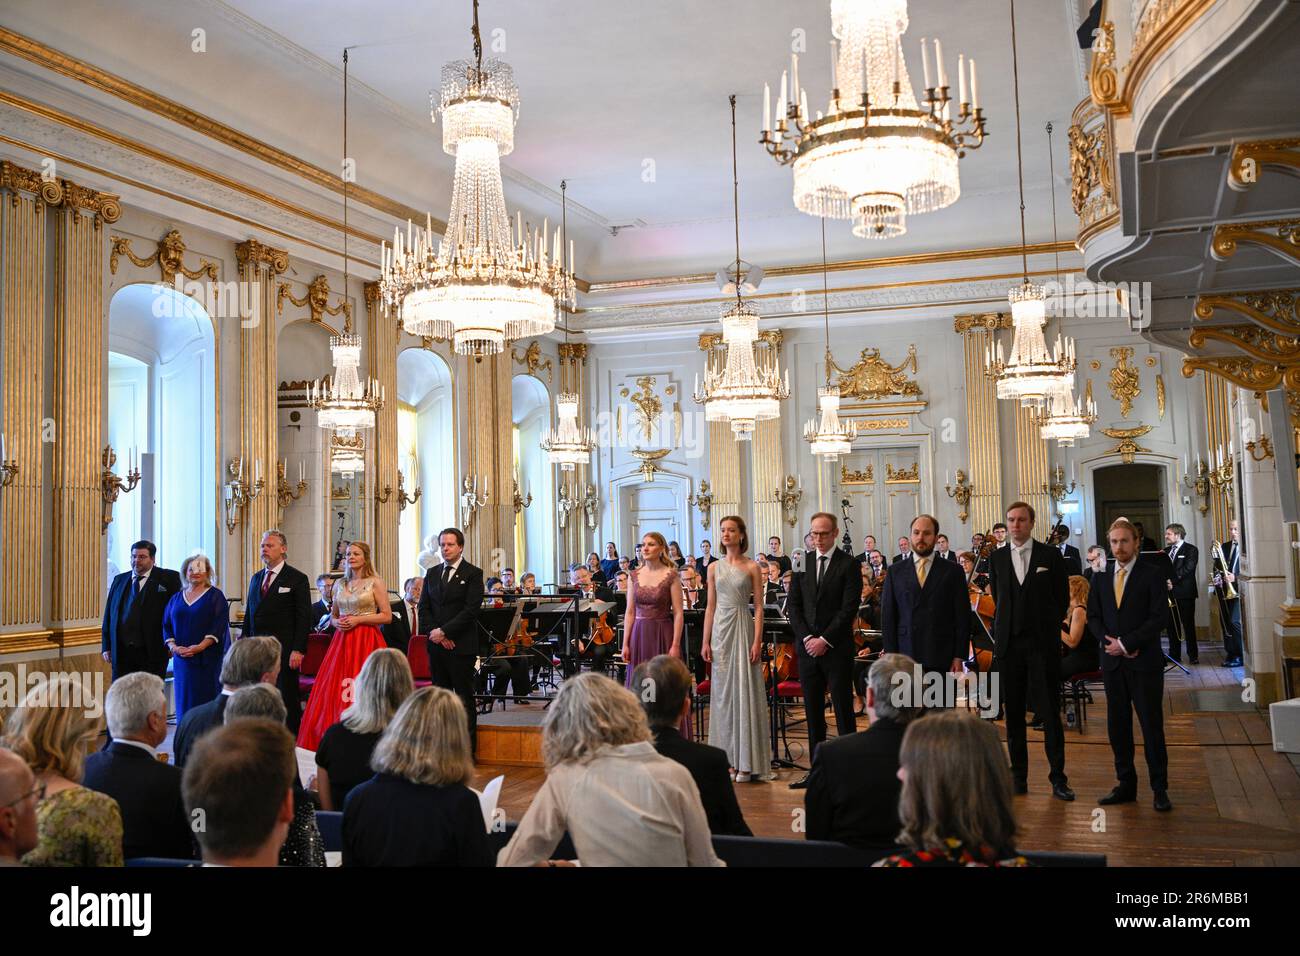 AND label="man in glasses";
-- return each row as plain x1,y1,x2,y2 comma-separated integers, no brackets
0,747,41,865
